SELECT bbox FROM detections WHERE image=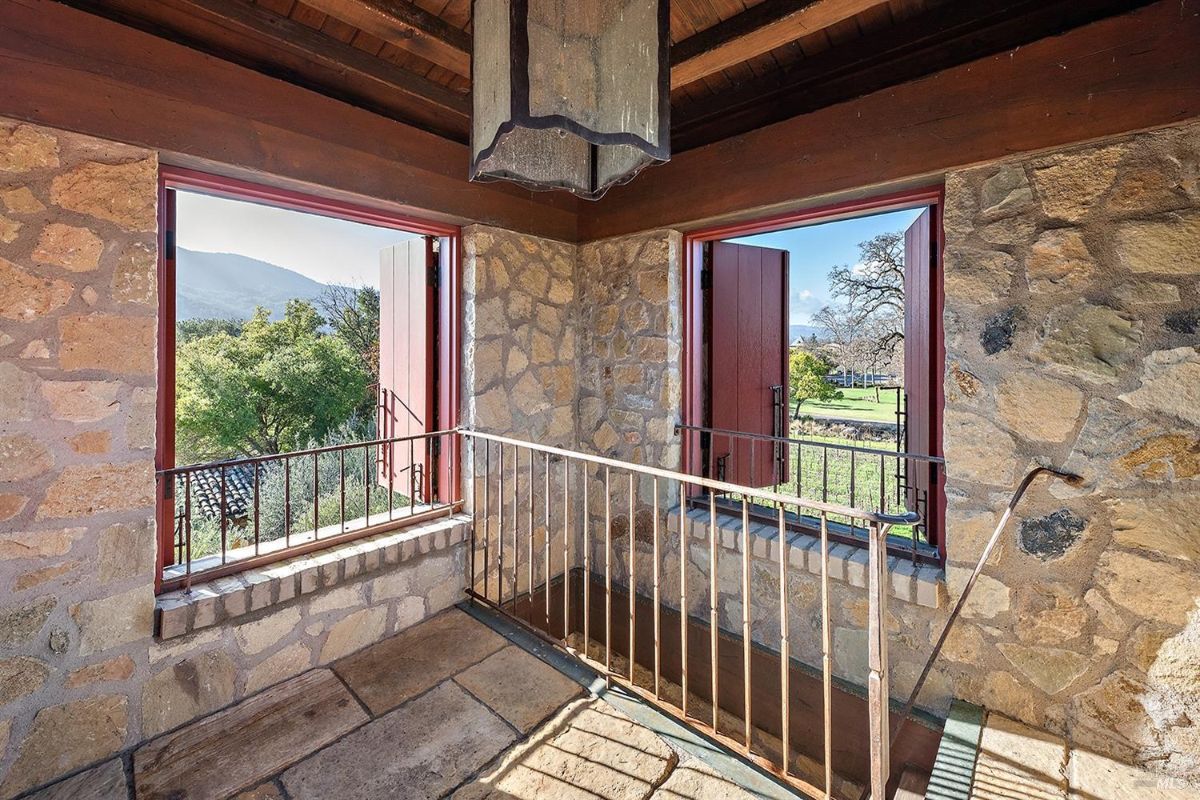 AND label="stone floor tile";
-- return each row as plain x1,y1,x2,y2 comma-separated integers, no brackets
451,698,677,800
231,783,284,800
134,669,367,800
1069,748,1200,800
281,681,516,800
24,759,128,800
970,714,1068,800
453,645,582,732
333,608,507,715
650,757,757,800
